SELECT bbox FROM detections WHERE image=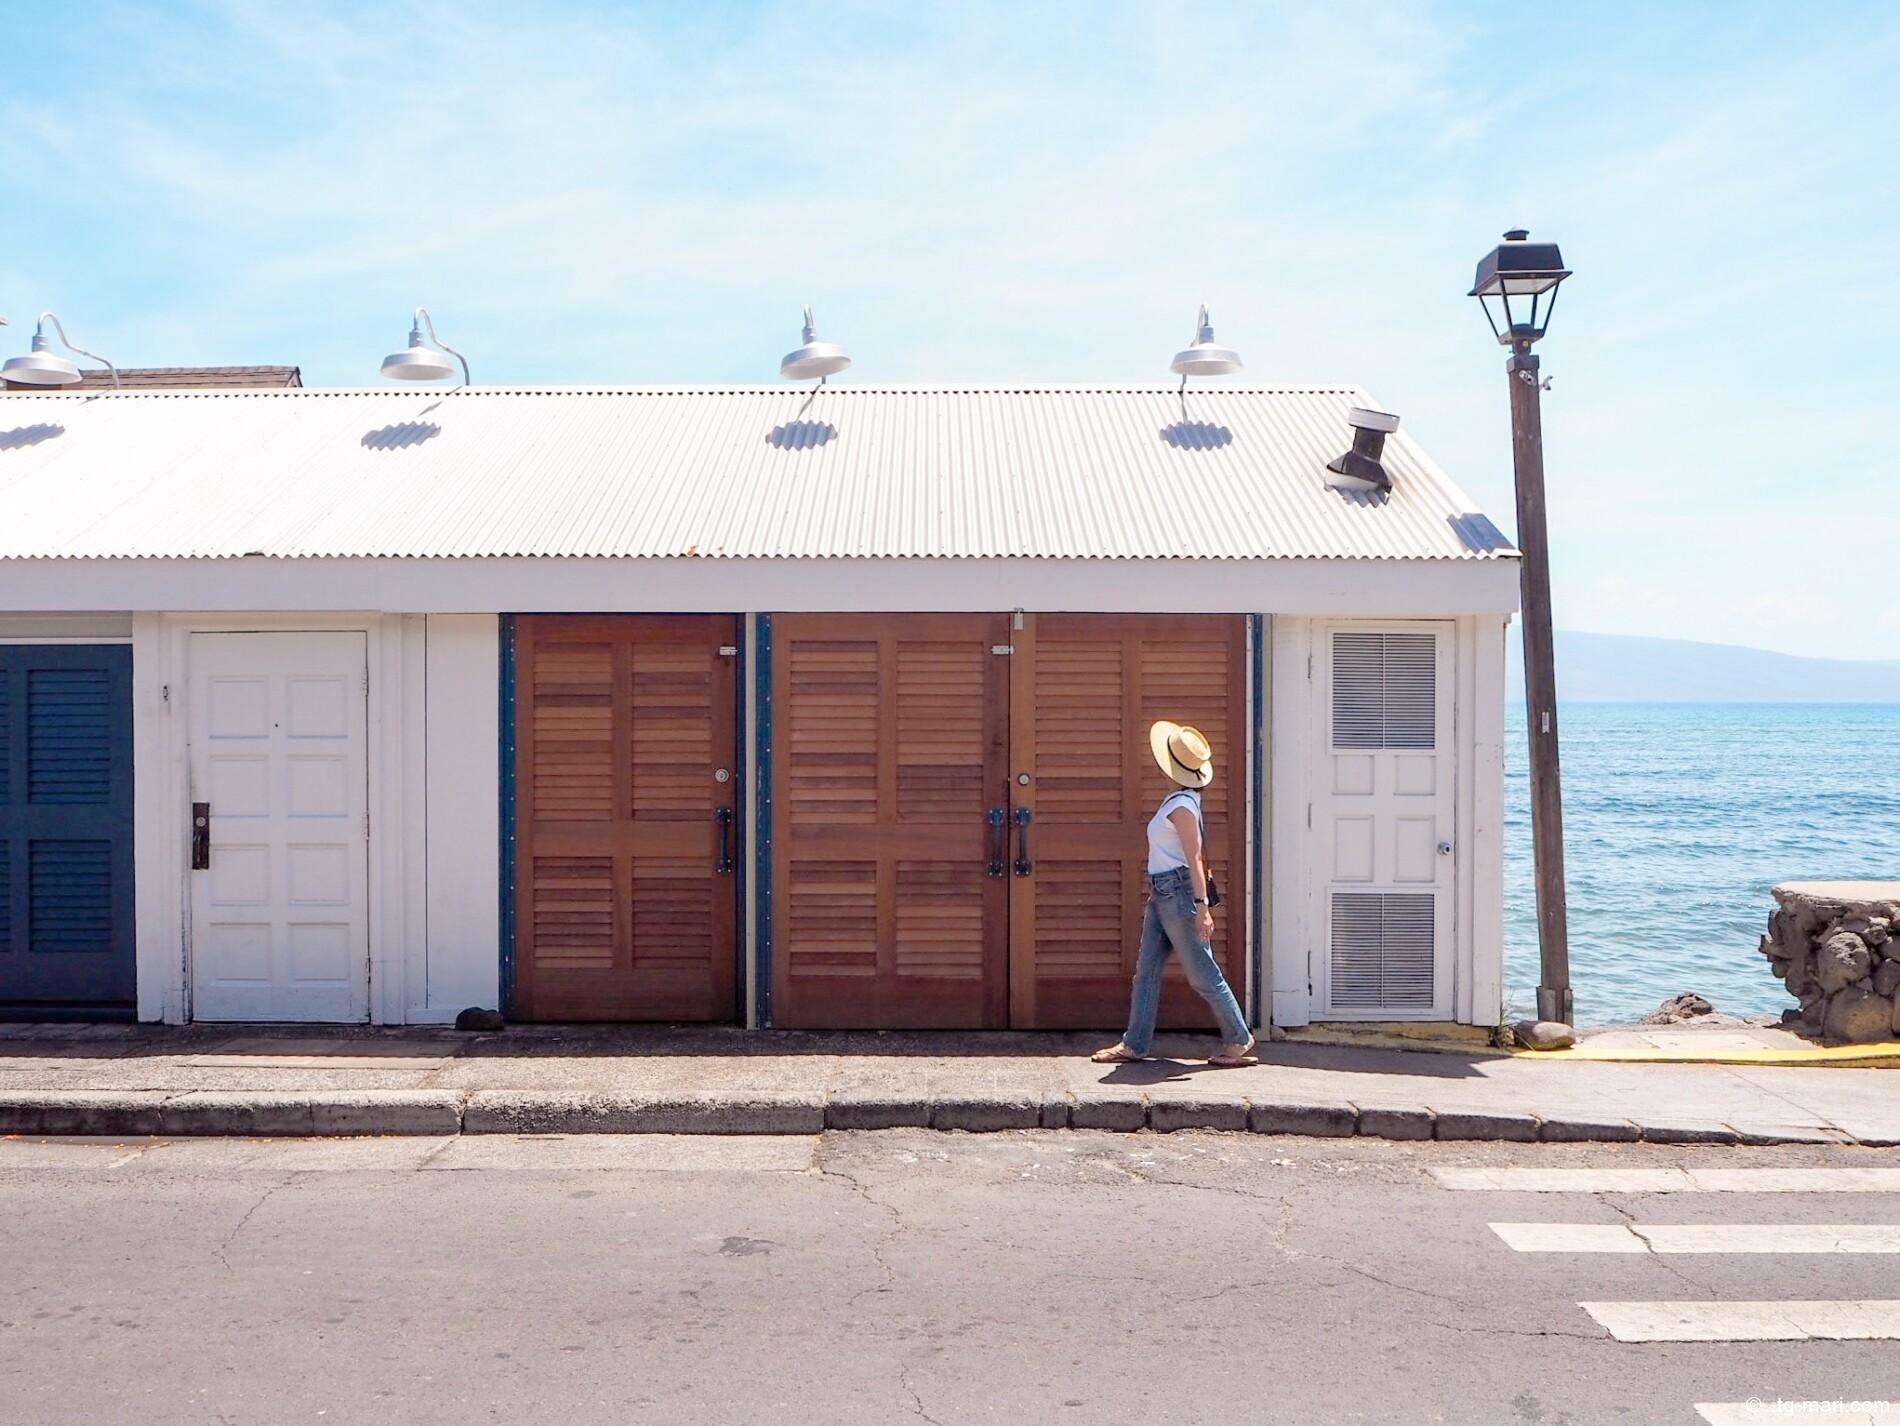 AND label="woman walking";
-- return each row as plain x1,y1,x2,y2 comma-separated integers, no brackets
1092,721,1256,1067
